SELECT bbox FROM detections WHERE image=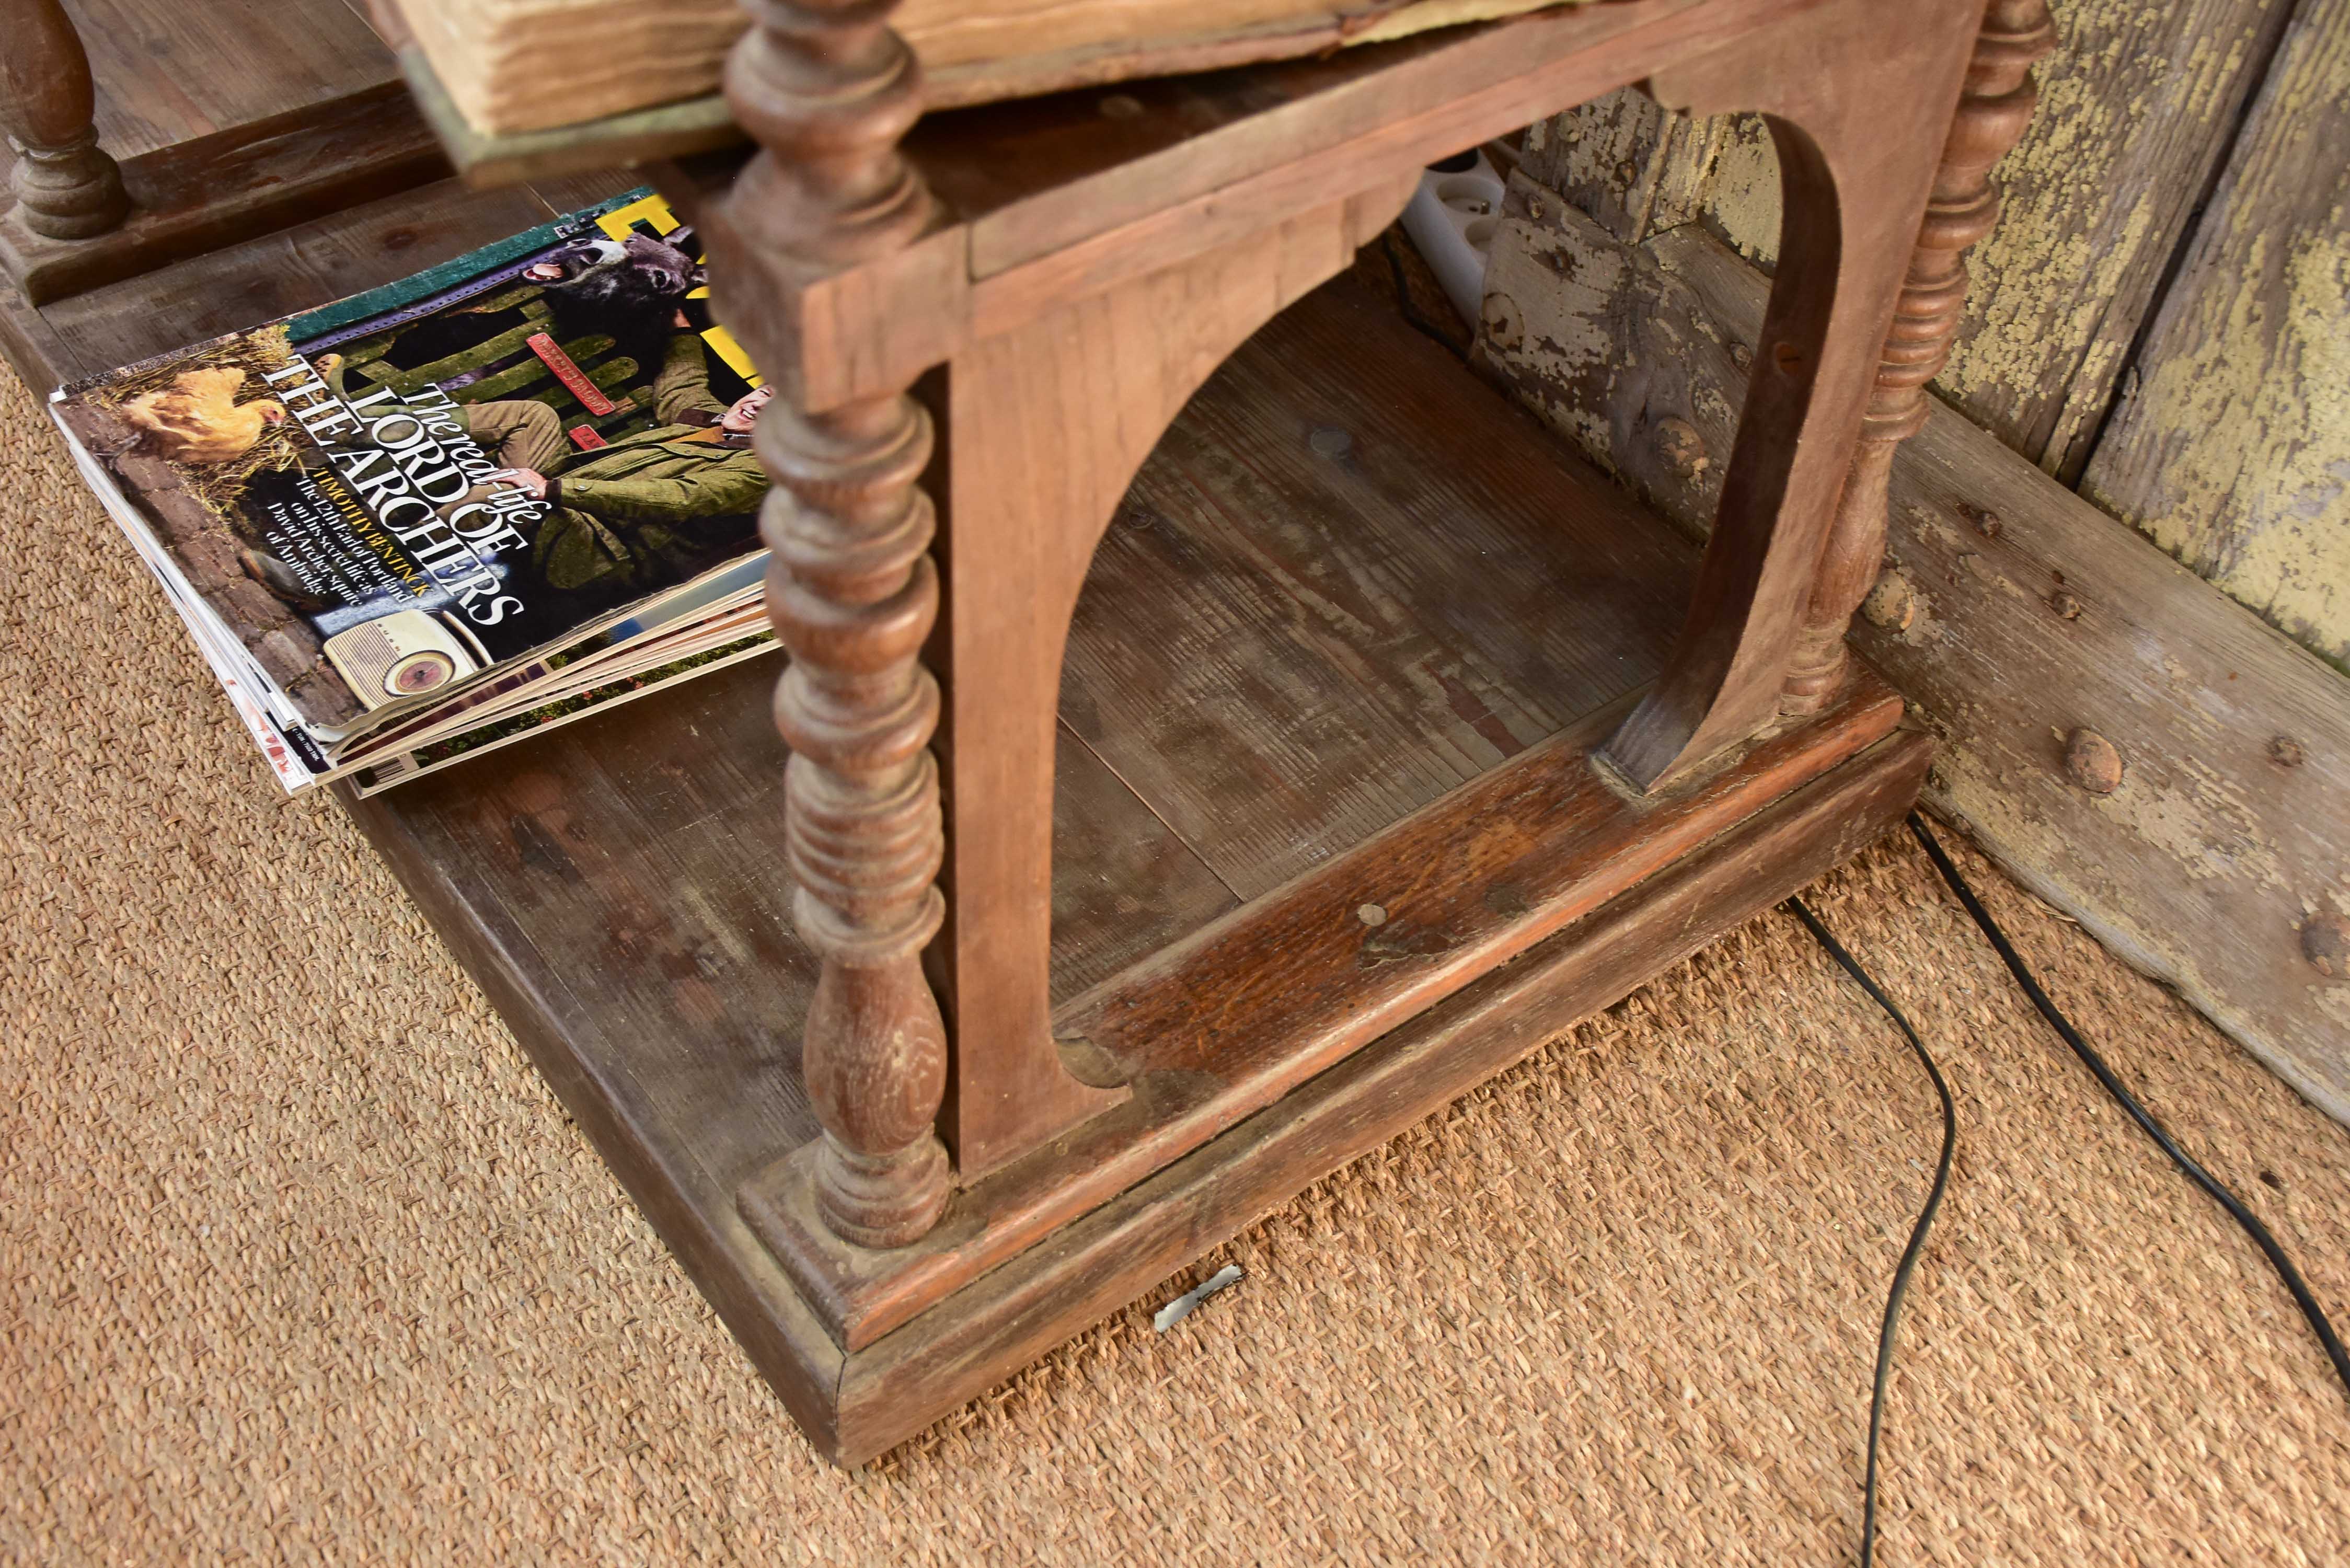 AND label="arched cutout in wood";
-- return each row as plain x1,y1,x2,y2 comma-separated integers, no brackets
1600,0,1984,789
933,178,1418,1179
